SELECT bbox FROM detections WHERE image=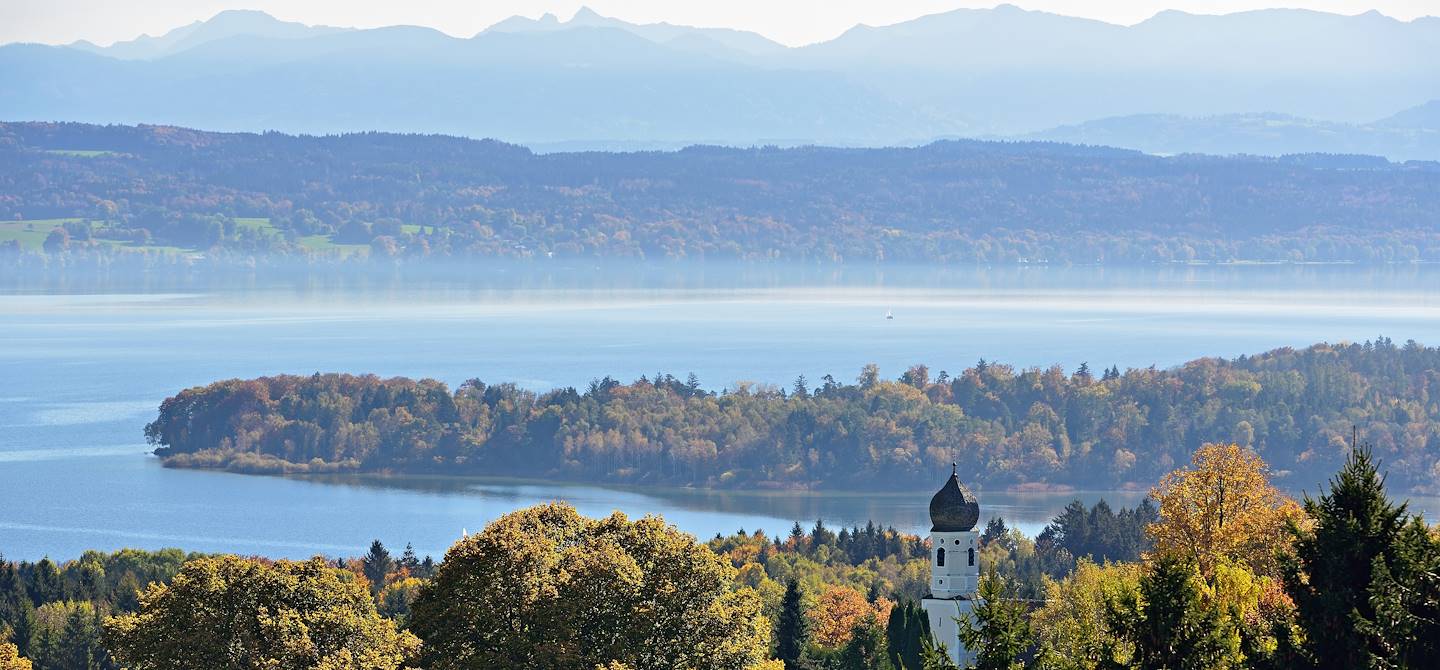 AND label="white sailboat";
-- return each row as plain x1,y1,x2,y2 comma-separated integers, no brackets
885,309,894,320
